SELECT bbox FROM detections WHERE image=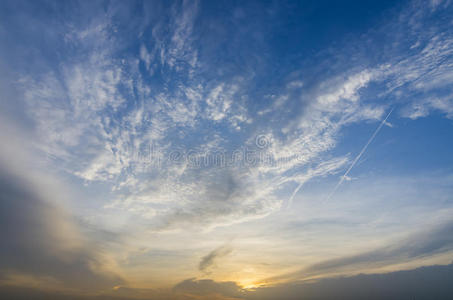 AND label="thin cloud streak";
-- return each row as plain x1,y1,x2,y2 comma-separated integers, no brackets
325,107,394,202
199,244,233,273
266,219,453,284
